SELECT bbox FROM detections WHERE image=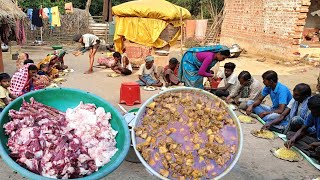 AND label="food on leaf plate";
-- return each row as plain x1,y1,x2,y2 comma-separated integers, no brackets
251,129,275,139
271,147,303,162
238,115,256,124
